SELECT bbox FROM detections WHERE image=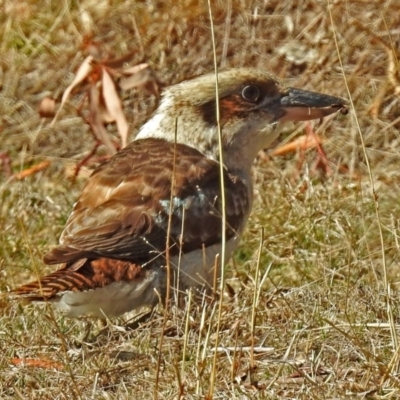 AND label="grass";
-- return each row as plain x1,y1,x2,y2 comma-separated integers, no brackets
1,0,400,398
